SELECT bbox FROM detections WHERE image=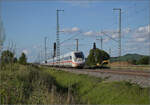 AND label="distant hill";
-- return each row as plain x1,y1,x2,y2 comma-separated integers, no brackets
110,53,146,62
